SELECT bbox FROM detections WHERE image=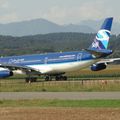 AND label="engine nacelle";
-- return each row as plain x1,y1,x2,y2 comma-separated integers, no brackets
91,63,107,71
0,70,13,78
